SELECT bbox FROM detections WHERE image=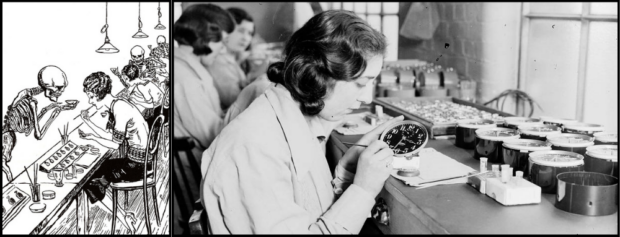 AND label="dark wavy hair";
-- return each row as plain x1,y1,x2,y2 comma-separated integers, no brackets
83,71,112,101
174,4,235,56
122,64,140,81
266,10,387,115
